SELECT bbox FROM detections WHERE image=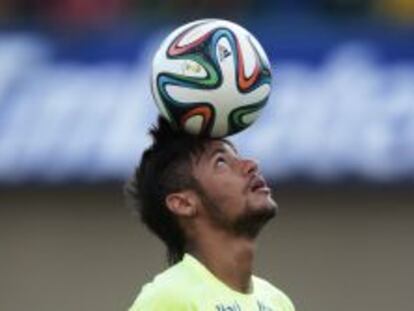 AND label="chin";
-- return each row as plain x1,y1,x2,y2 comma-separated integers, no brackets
245,196,278,224
233,201,277,238
256,202,277,219
249,191,278,215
